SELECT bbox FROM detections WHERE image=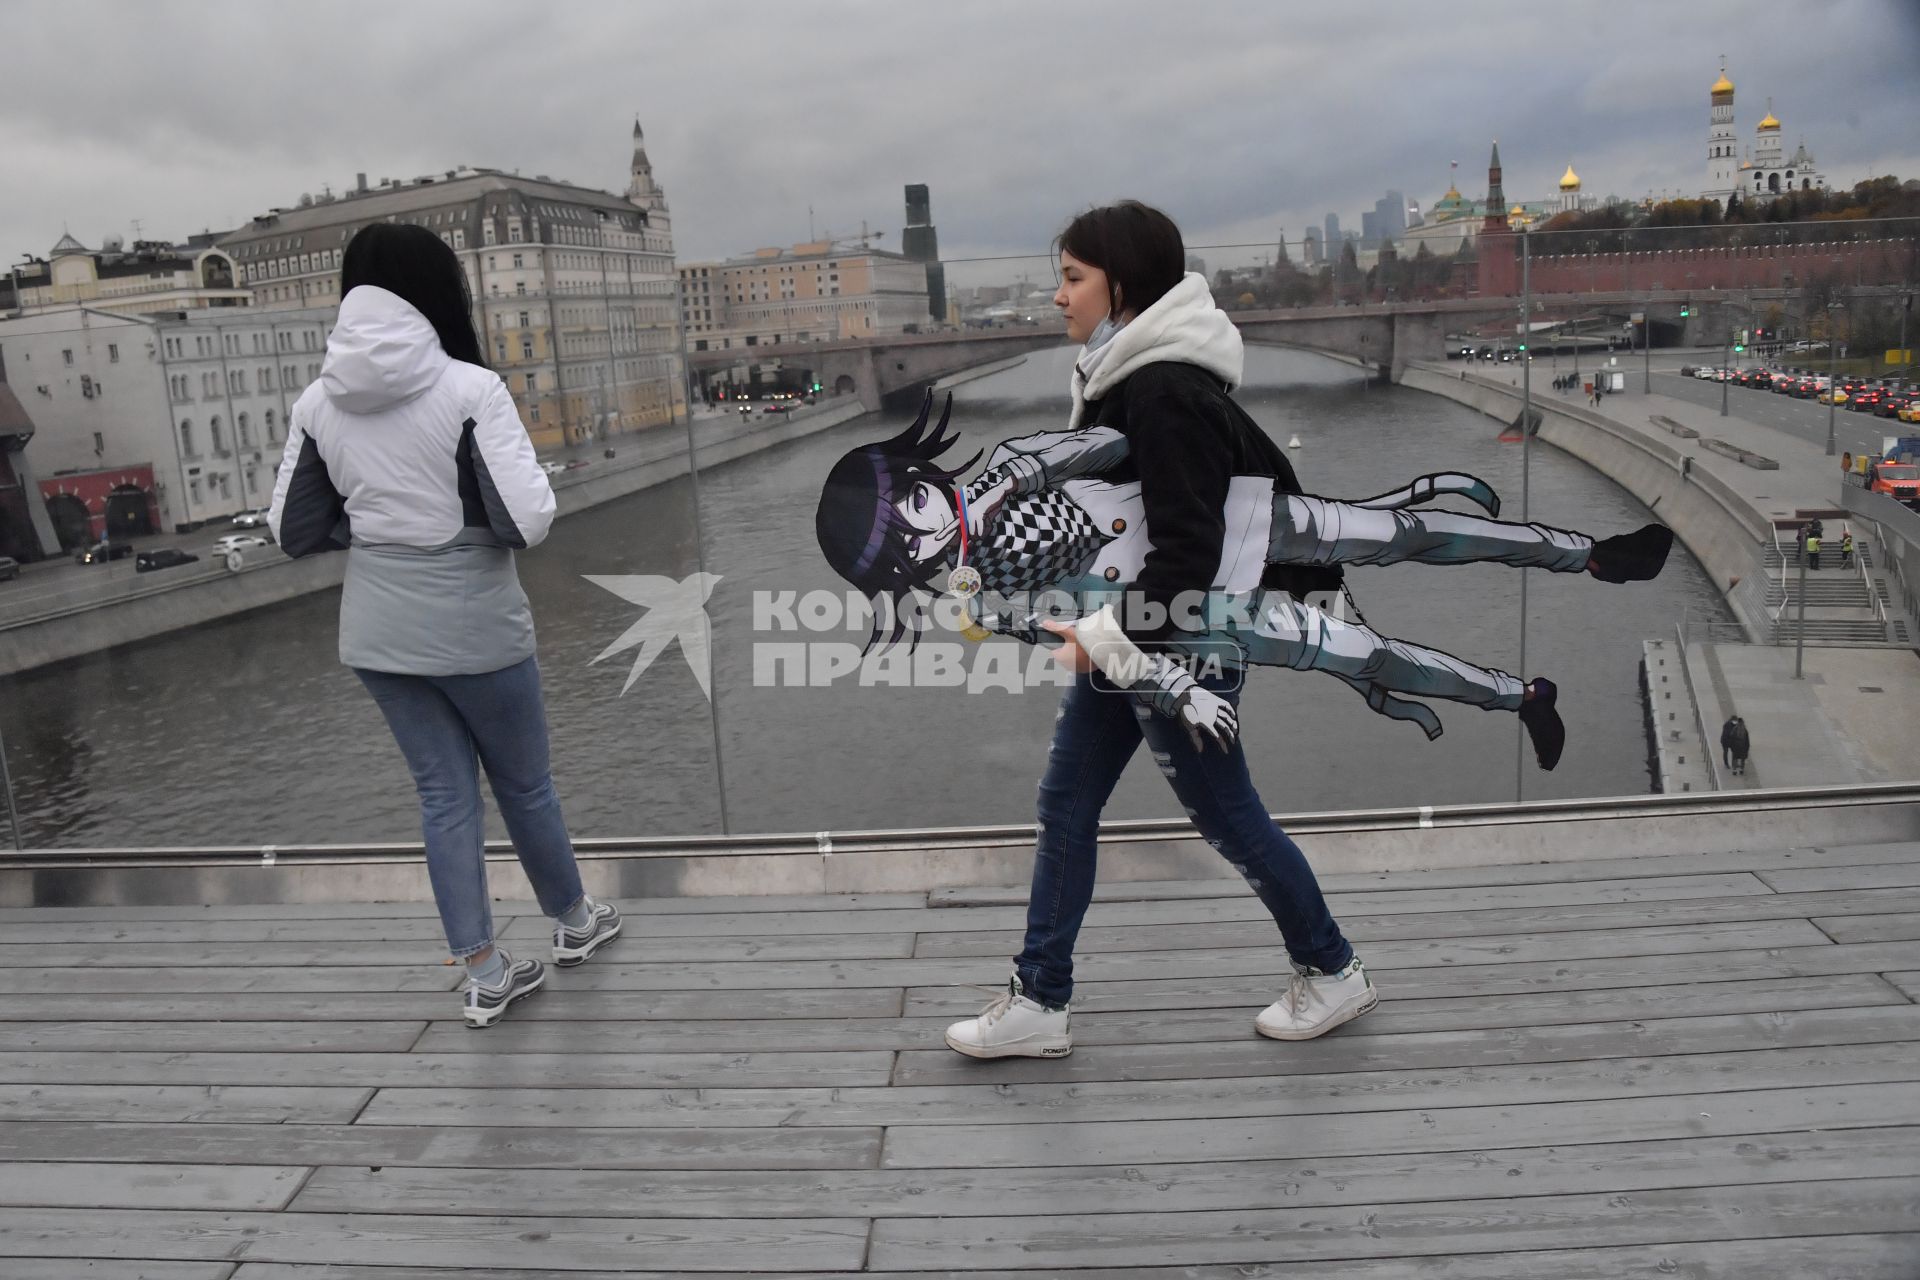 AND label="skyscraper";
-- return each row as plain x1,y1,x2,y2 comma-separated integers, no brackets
901,184,944,323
